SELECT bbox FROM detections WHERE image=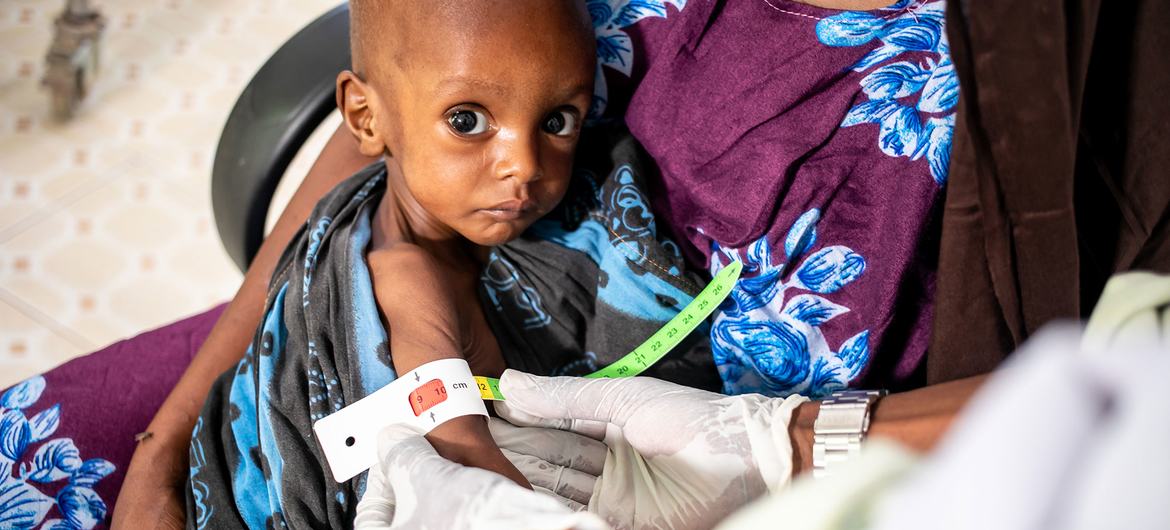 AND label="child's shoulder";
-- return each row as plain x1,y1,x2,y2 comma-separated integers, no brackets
367,242,464,328
367,242,444,286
